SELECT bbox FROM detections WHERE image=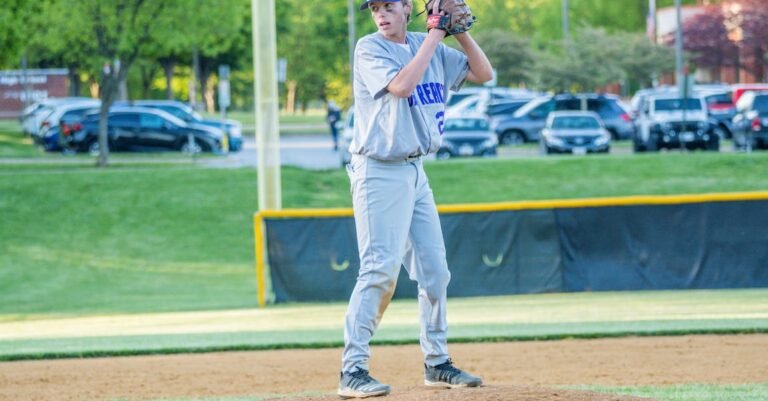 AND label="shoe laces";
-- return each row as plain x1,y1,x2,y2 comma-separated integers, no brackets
434,359,463,376
348,369,375,385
